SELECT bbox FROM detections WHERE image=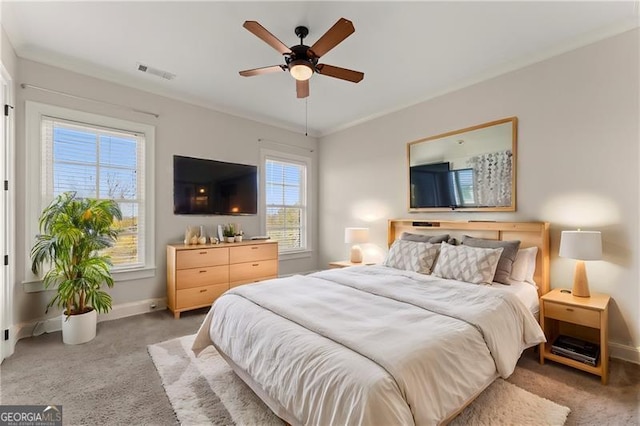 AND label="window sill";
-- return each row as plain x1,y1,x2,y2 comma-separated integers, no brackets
279,250,313,261
22,266,156,293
